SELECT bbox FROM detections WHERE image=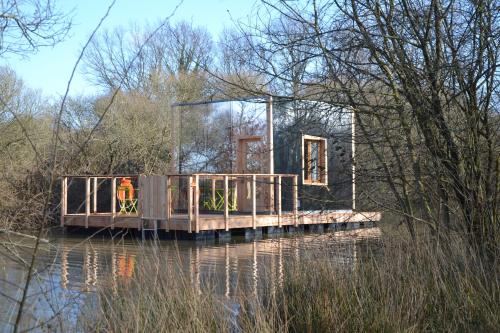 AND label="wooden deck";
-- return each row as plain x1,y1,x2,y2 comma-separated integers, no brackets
60,174,381,233
62,211,381,231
